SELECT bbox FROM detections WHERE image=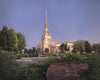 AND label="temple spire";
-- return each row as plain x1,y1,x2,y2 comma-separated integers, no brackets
45,11,48,28
43,11,49,36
